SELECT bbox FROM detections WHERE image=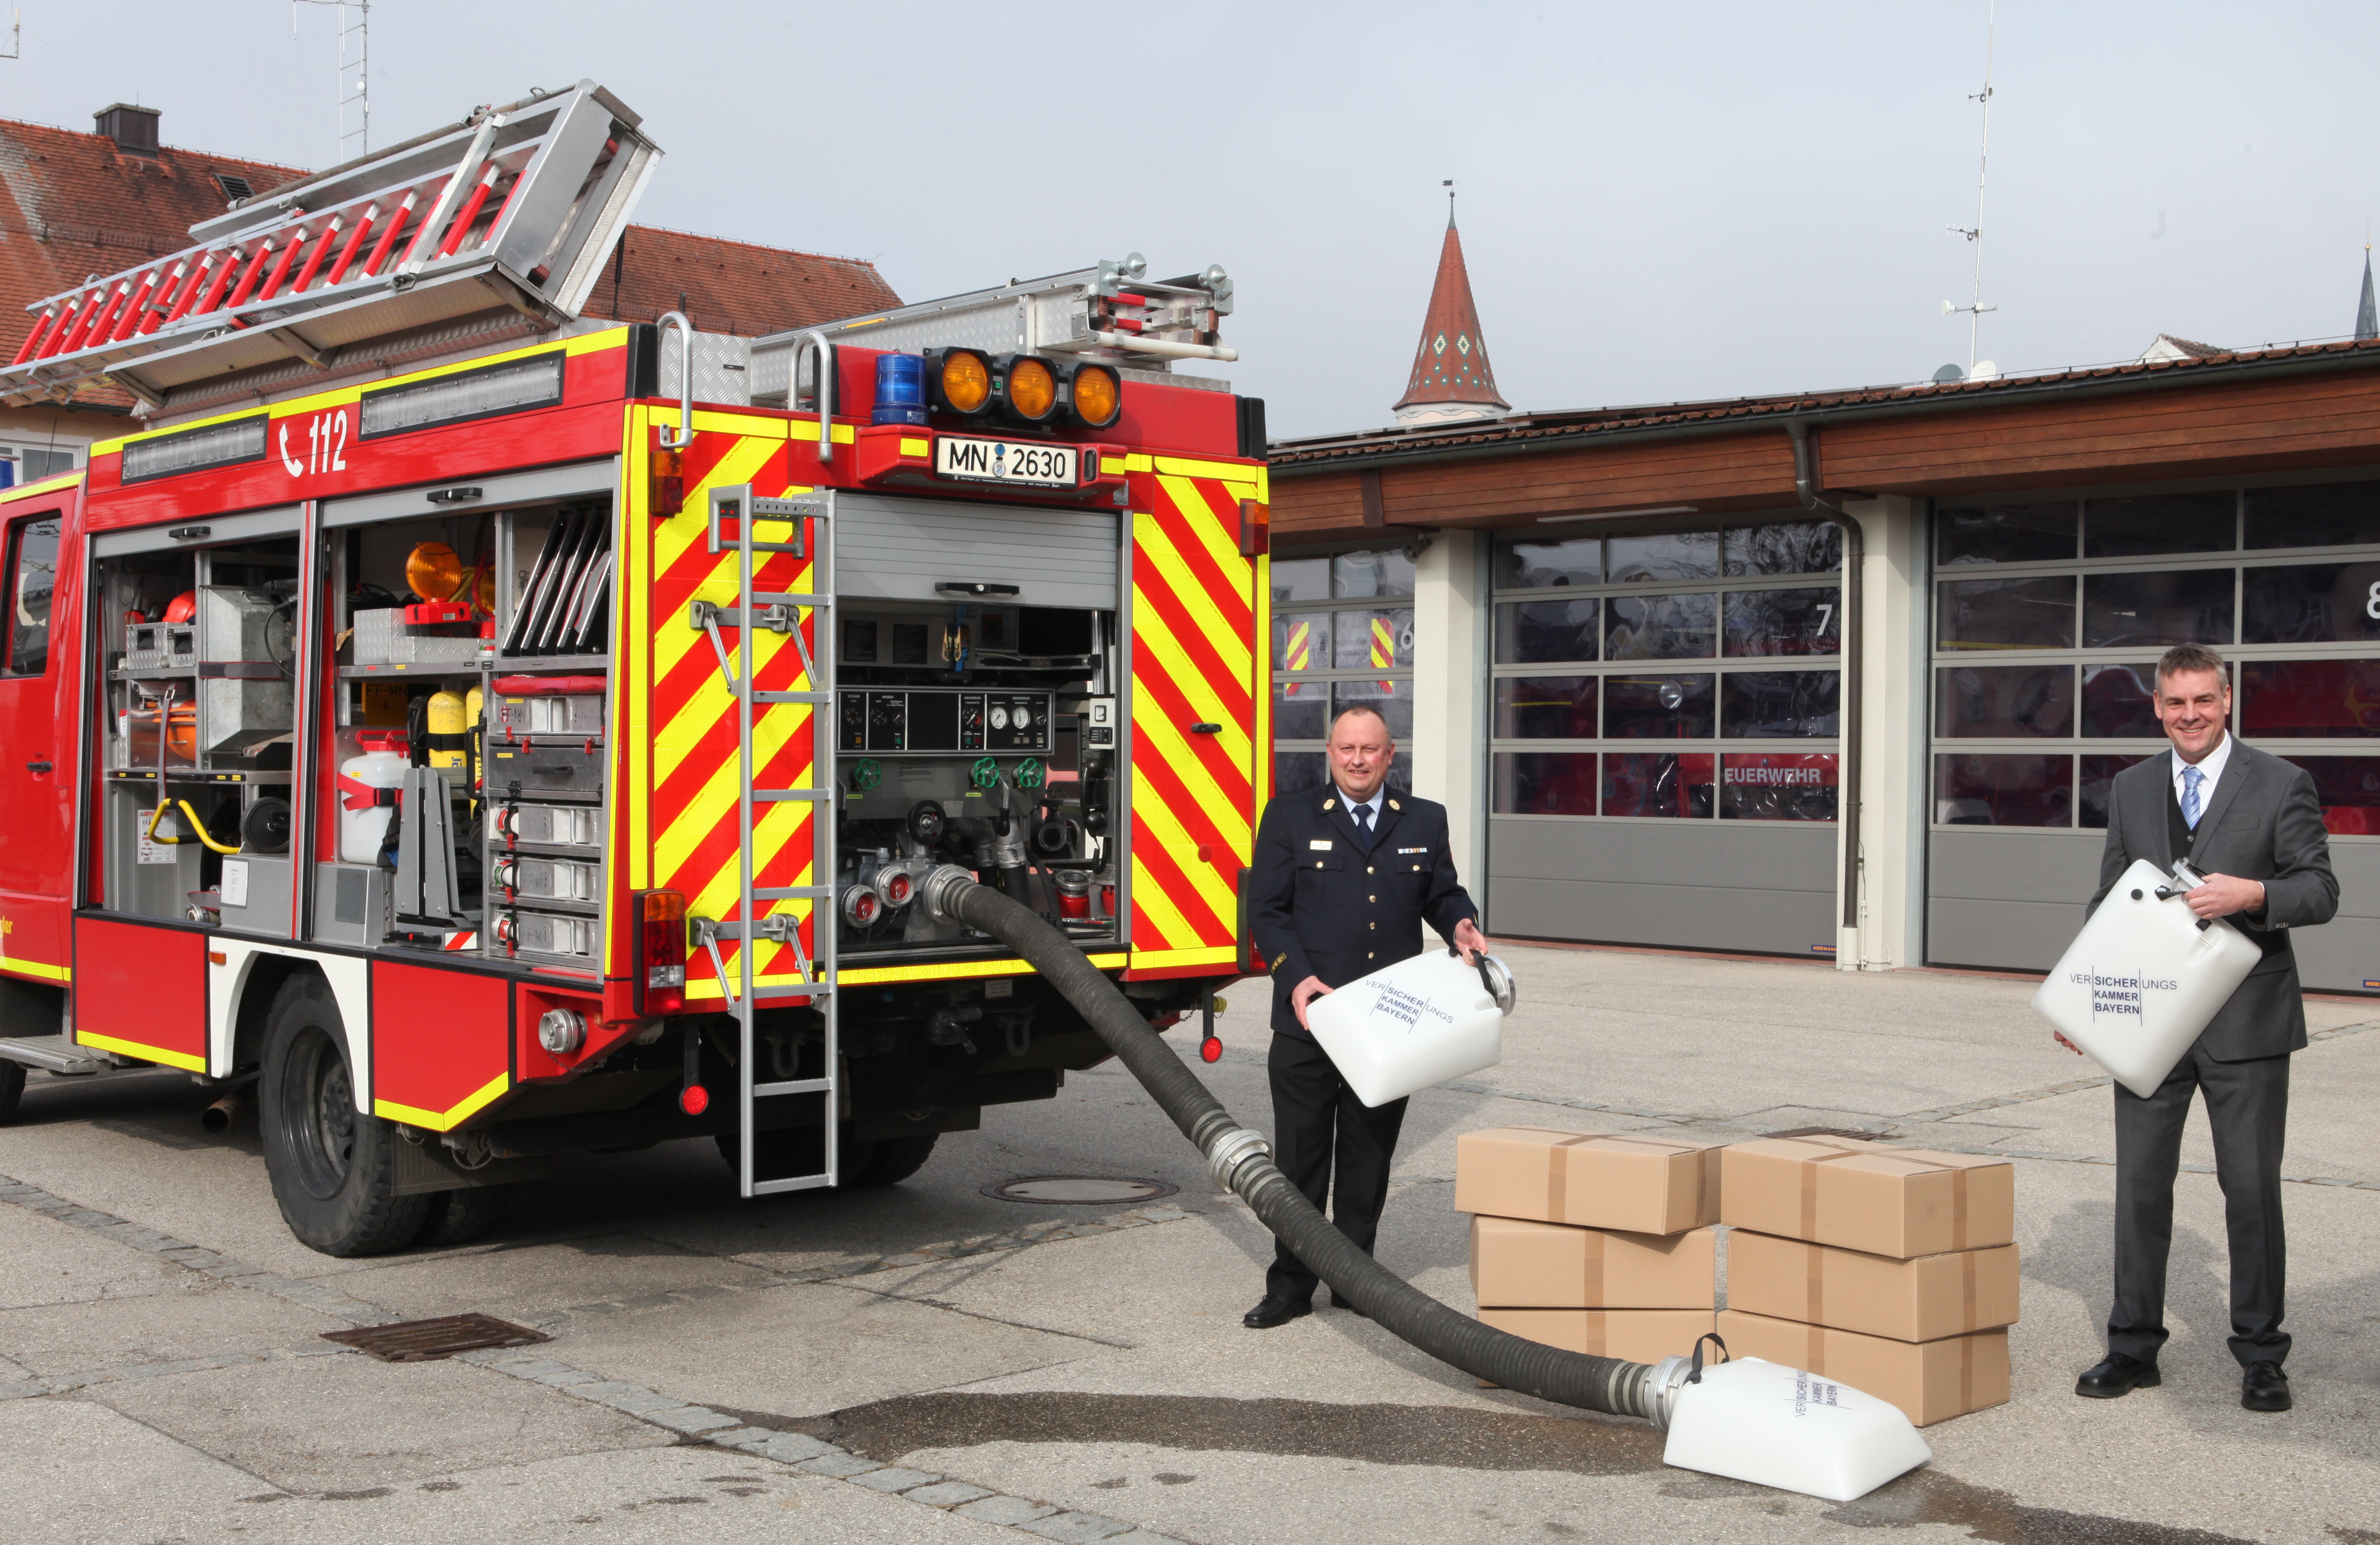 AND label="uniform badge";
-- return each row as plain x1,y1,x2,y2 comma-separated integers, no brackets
1388,799,1402,810
1309,839,1333,850
1322,798,1336,810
